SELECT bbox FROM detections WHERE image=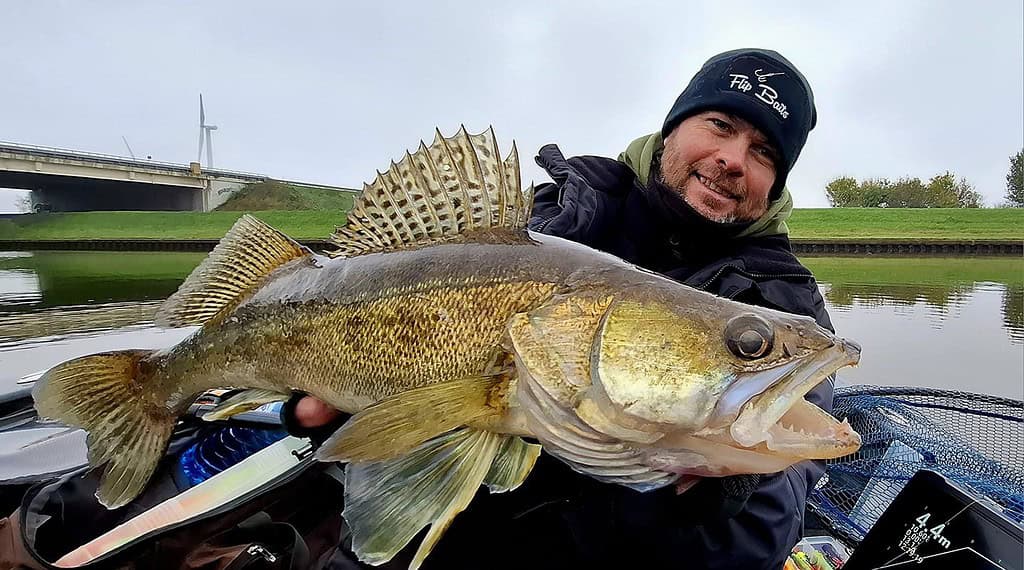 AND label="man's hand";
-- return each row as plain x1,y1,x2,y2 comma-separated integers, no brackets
292,395,344,428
